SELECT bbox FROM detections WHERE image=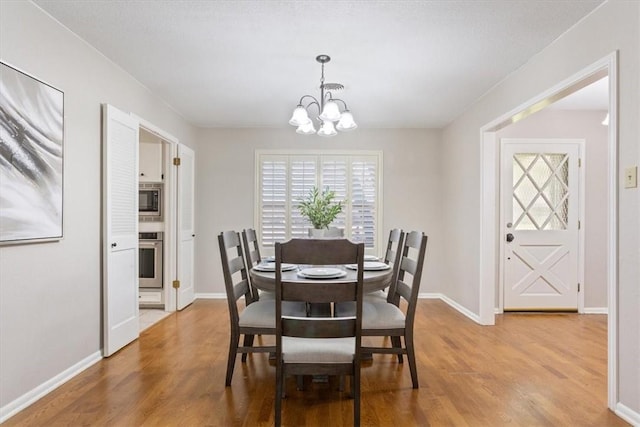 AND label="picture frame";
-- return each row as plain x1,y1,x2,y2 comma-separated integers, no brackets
0,61,64,244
